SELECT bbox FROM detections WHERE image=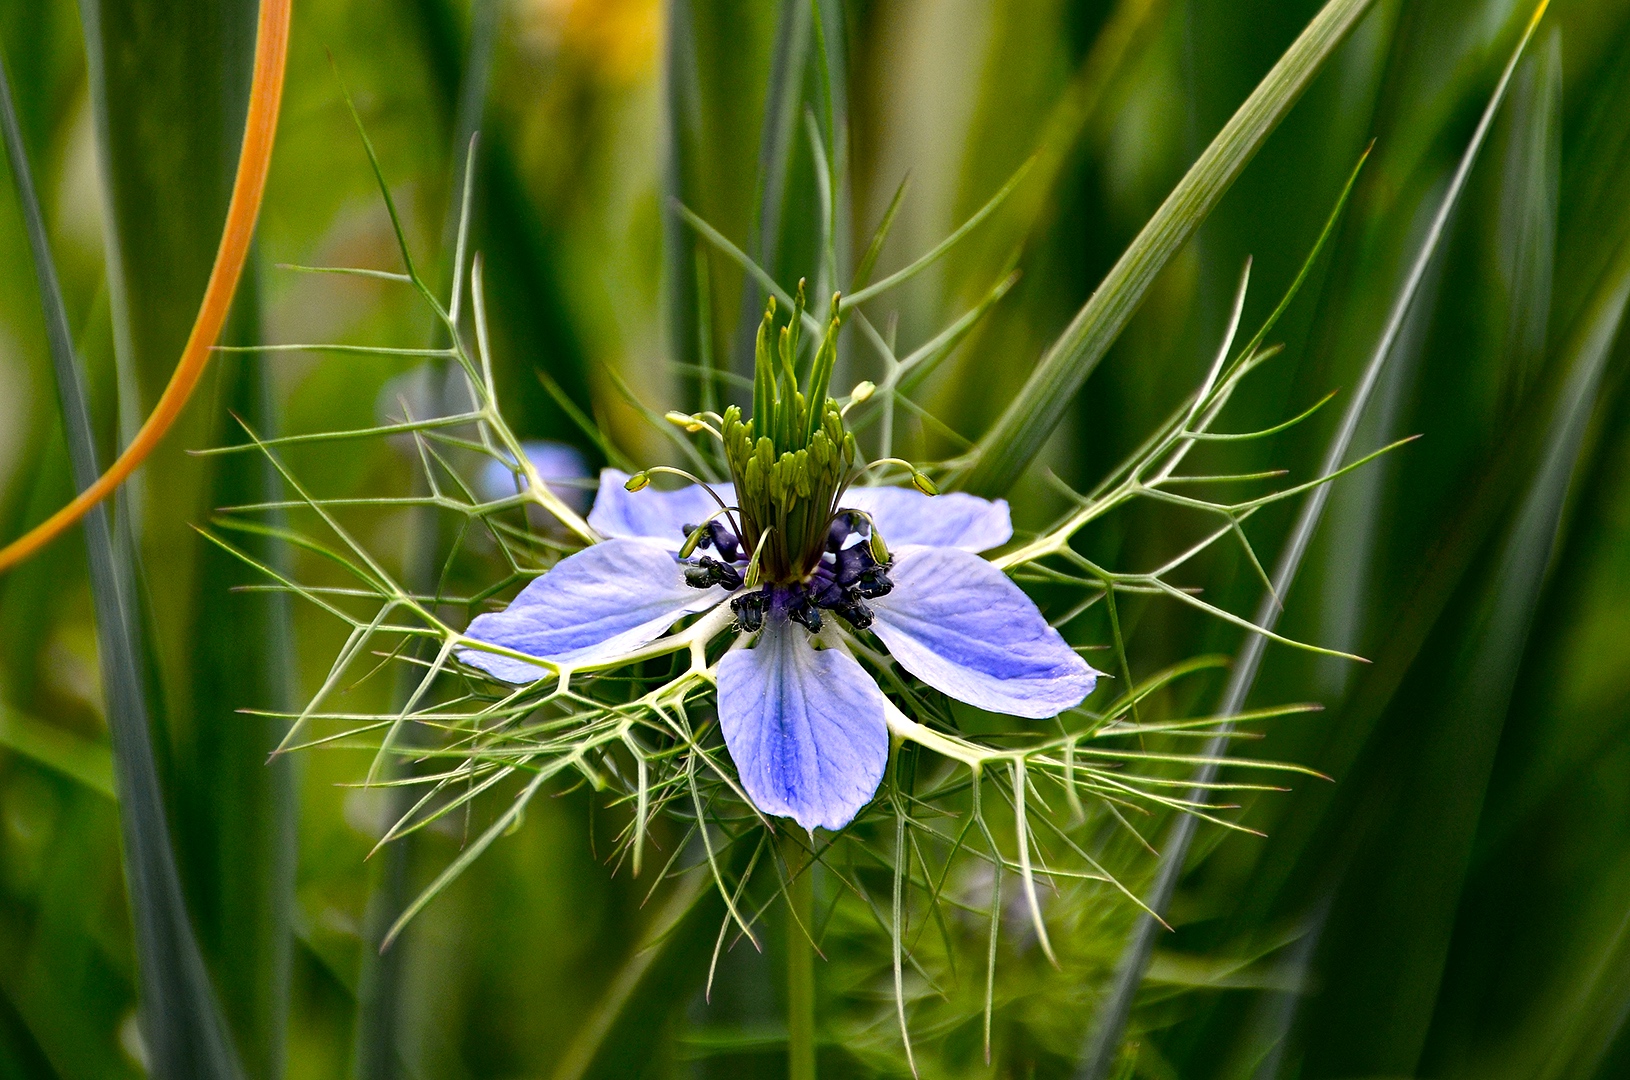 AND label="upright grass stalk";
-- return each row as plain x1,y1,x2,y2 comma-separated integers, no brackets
957,0,1377,496
0,35,243,1080
351,10,500,1076
733,0,812,374
663,0,702,405
192,261,298,1080
549,869,716,1080
782,829,817,1080
1075,4,1552,1074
